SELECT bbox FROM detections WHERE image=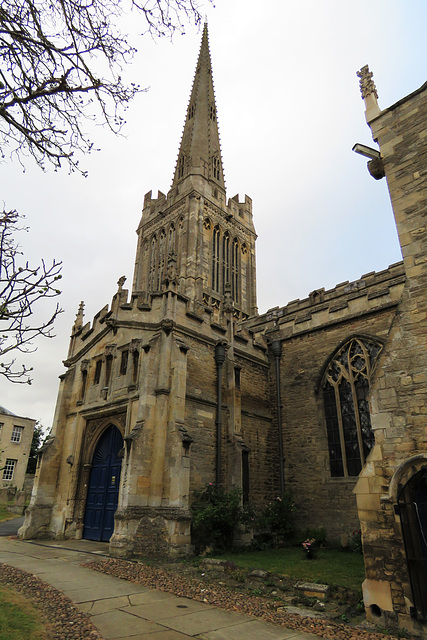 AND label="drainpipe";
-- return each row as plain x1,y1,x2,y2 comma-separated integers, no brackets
271,340,285,494
214,342,226,487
